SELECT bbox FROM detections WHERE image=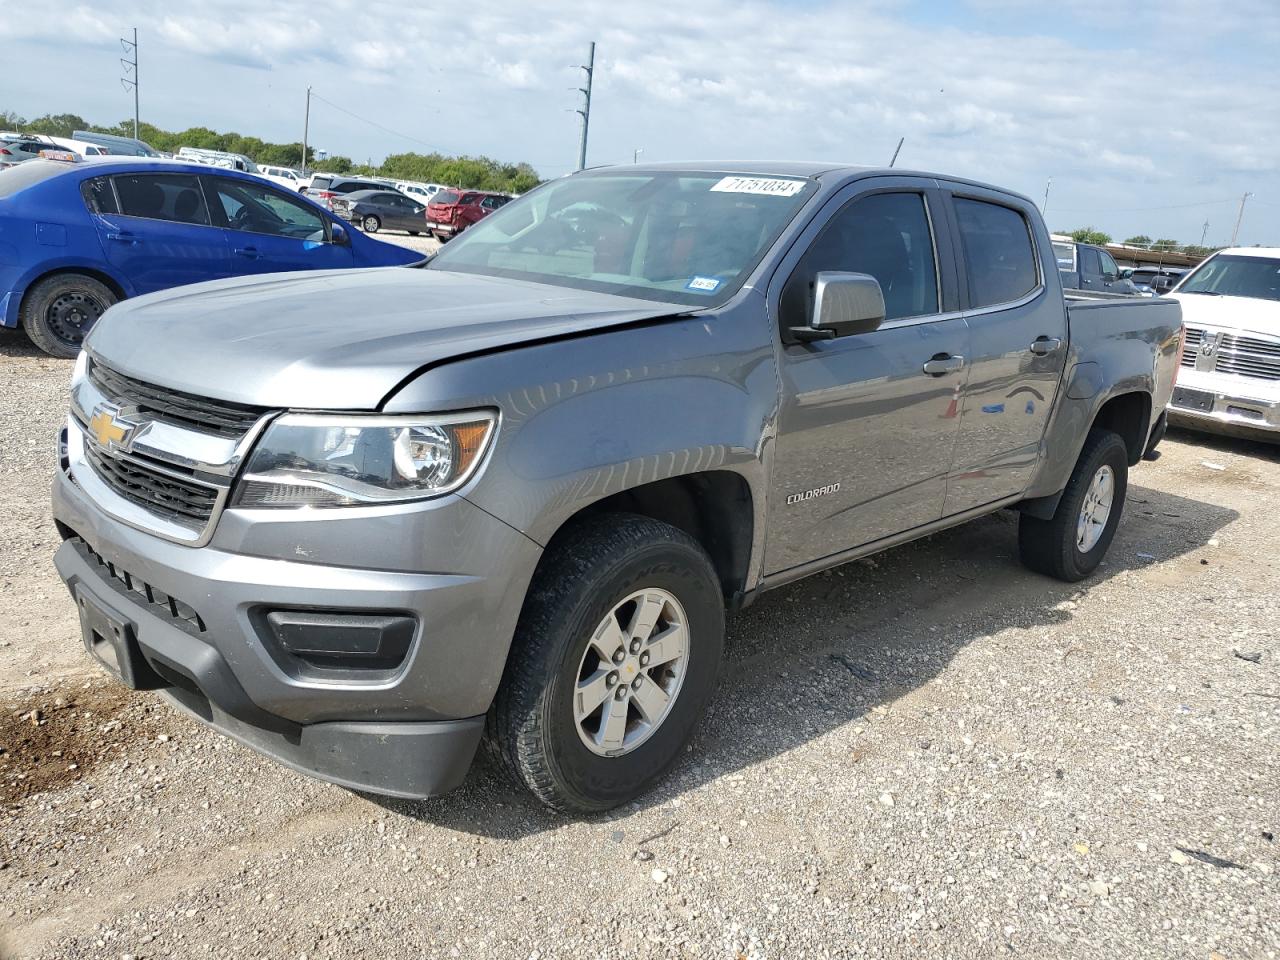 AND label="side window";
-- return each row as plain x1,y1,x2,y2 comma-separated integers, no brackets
782,191,940,324
1079,246,1101,278
81,177,119,215
211,178,327,240
112,173,210,225
1099,250,1120,278
953,198,1038,308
